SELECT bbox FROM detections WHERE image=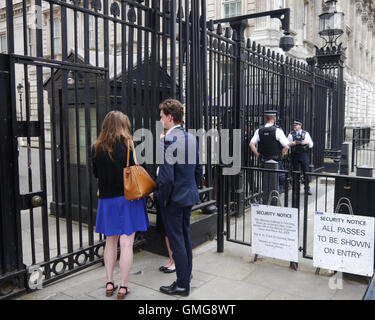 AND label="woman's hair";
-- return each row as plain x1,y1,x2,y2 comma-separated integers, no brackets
93,111,132,158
